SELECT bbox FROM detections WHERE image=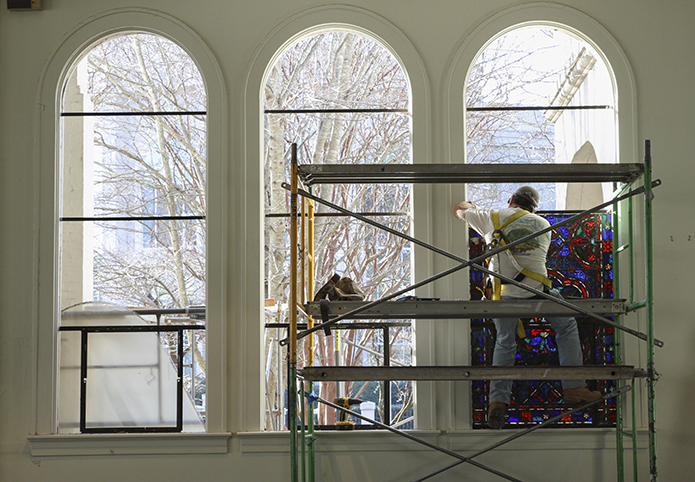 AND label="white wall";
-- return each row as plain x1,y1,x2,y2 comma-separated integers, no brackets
1,1,693,481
